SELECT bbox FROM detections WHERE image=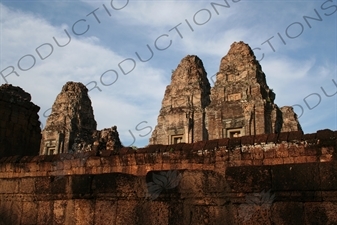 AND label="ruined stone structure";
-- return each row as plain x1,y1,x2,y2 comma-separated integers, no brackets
0,84,41,156
150,42,302,145
279,106,303,132
206,42,302,140
0,129,336,224
40,82,123,155
150,55,211,145
91,126,123,152
40,82,97,155
0,41,334,224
